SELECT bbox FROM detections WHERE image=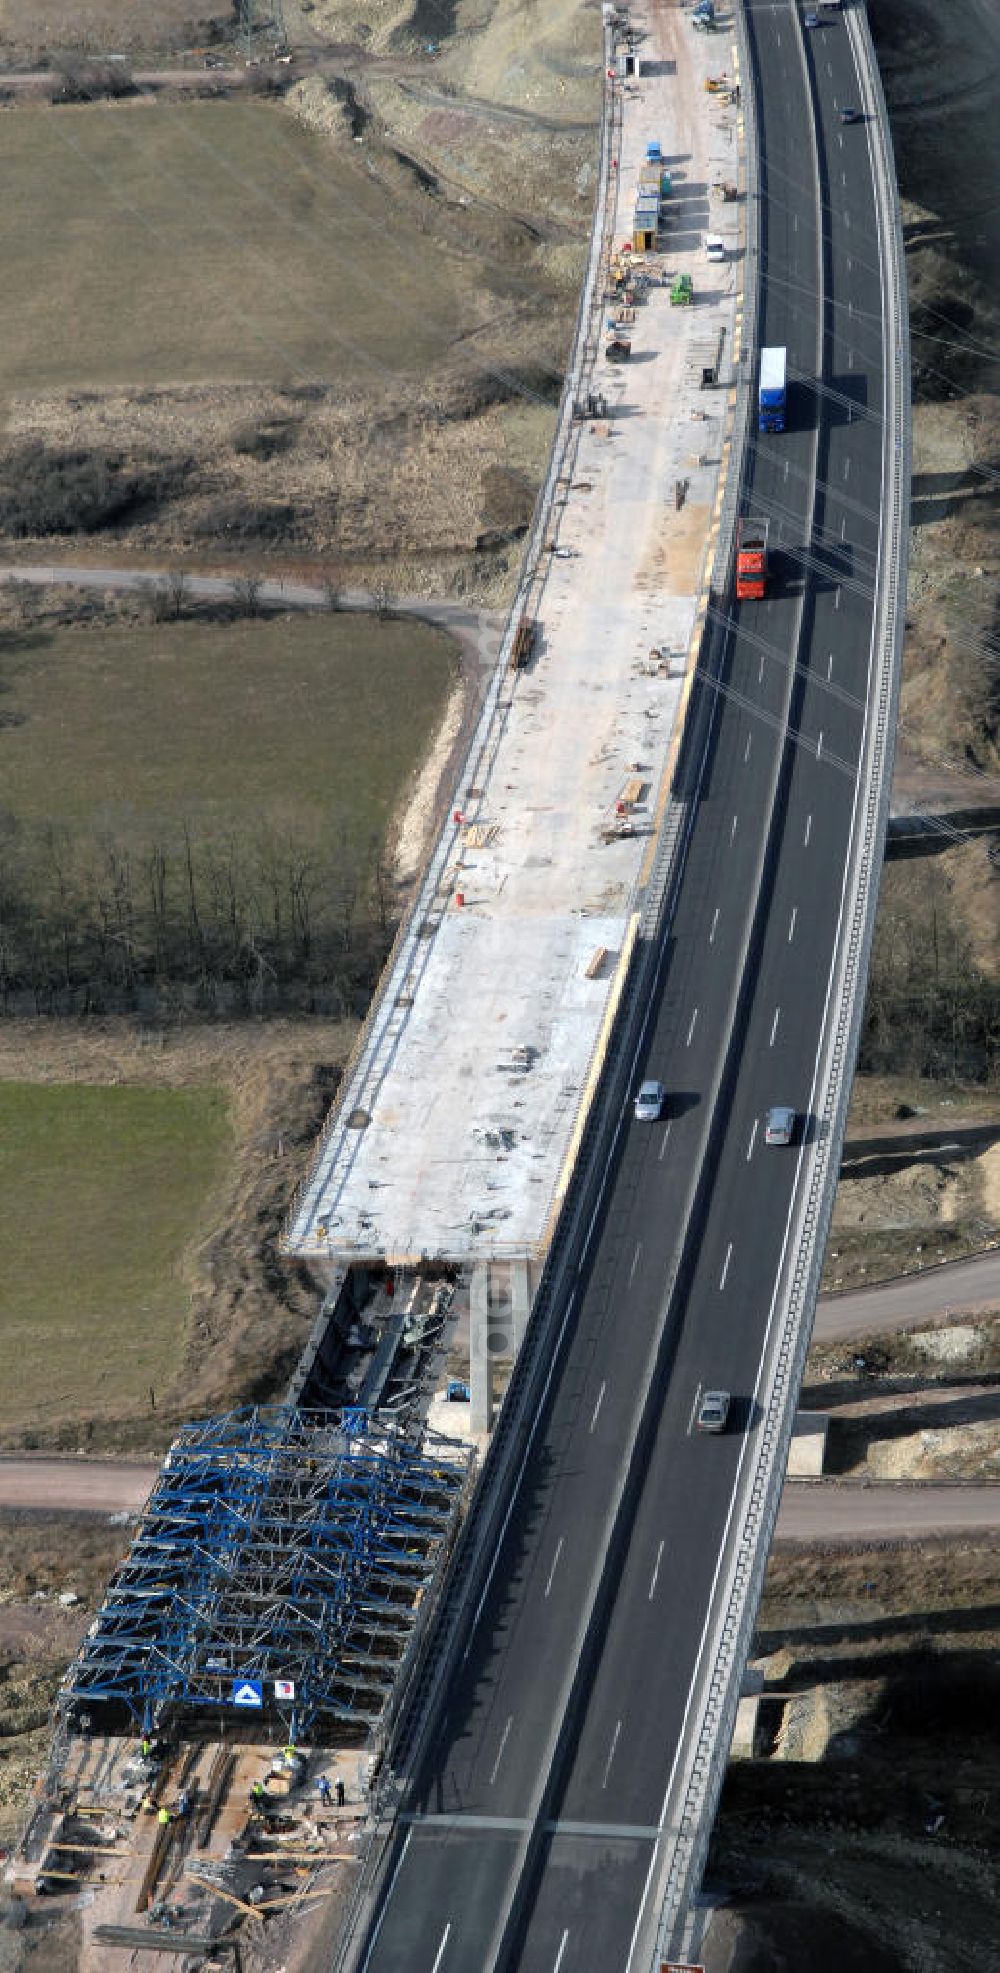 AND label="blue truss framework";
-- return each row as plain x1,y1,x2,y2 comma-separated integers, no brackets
61,1406,468,1739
